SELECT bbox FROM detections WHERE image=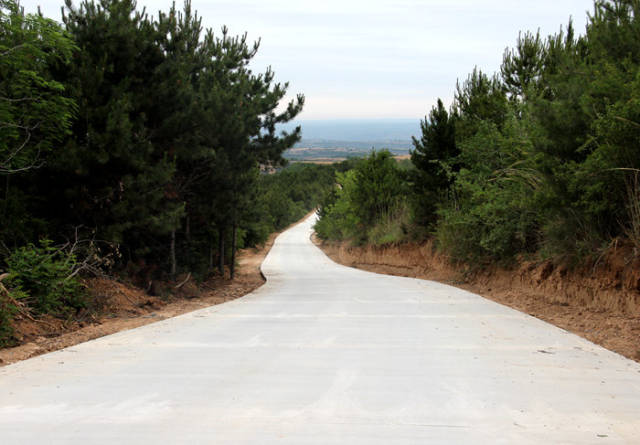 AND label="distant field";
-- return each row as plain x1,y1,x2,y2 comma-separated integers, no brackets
281,119,416,162
288,151,412,165
285,145,411,162
292,159,345,165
